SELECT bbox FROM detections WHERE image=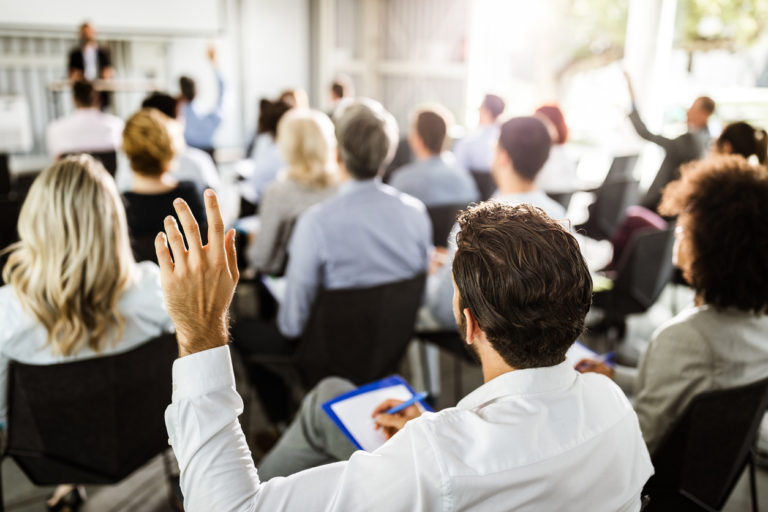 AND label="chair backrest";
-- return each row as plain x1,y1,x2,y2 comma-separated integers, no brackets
645,376,768,510
0,197,21,285
61,150,118,177
612,227,675,313
583,178,640,240
0,153,10,197
130,233,160,263
262,217,297,277
605,154,639,183
6,333,177,485
295,274,426,388
427,203,466,247
469,170,496,201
